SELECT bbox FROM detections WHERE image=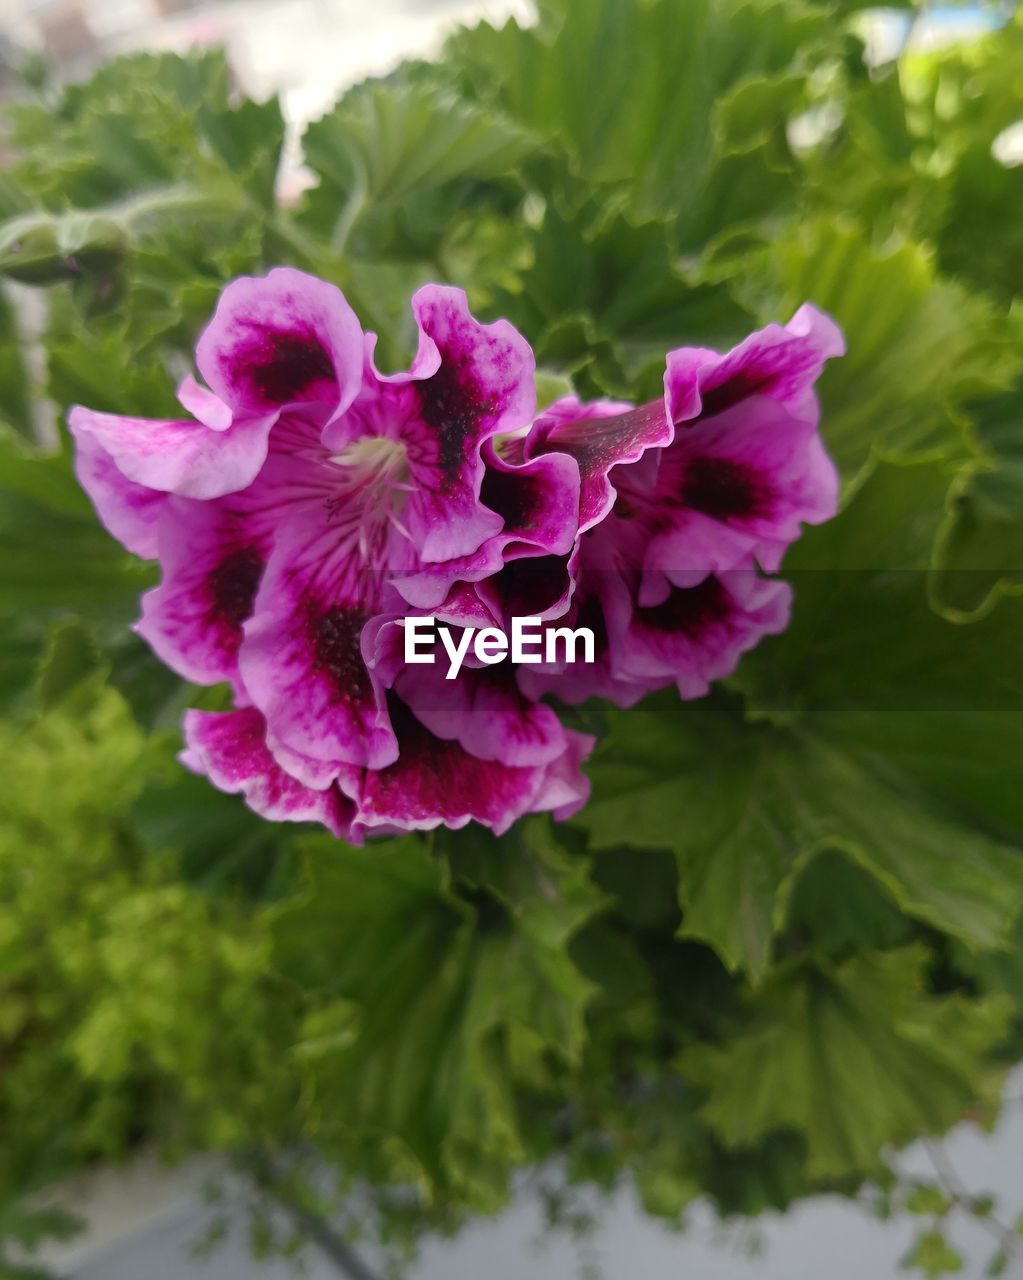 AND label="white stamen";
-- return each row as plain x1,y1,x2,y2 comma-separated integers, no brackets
327,434,411,562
